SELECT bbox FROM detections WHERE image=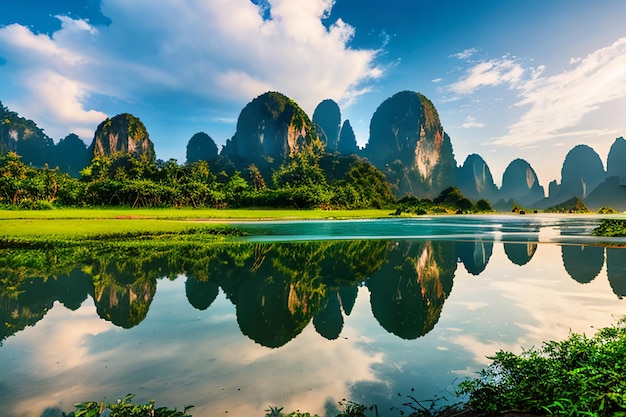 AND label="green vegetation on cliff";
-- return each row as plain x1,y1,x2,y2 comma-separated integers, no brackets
544,196,590,213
